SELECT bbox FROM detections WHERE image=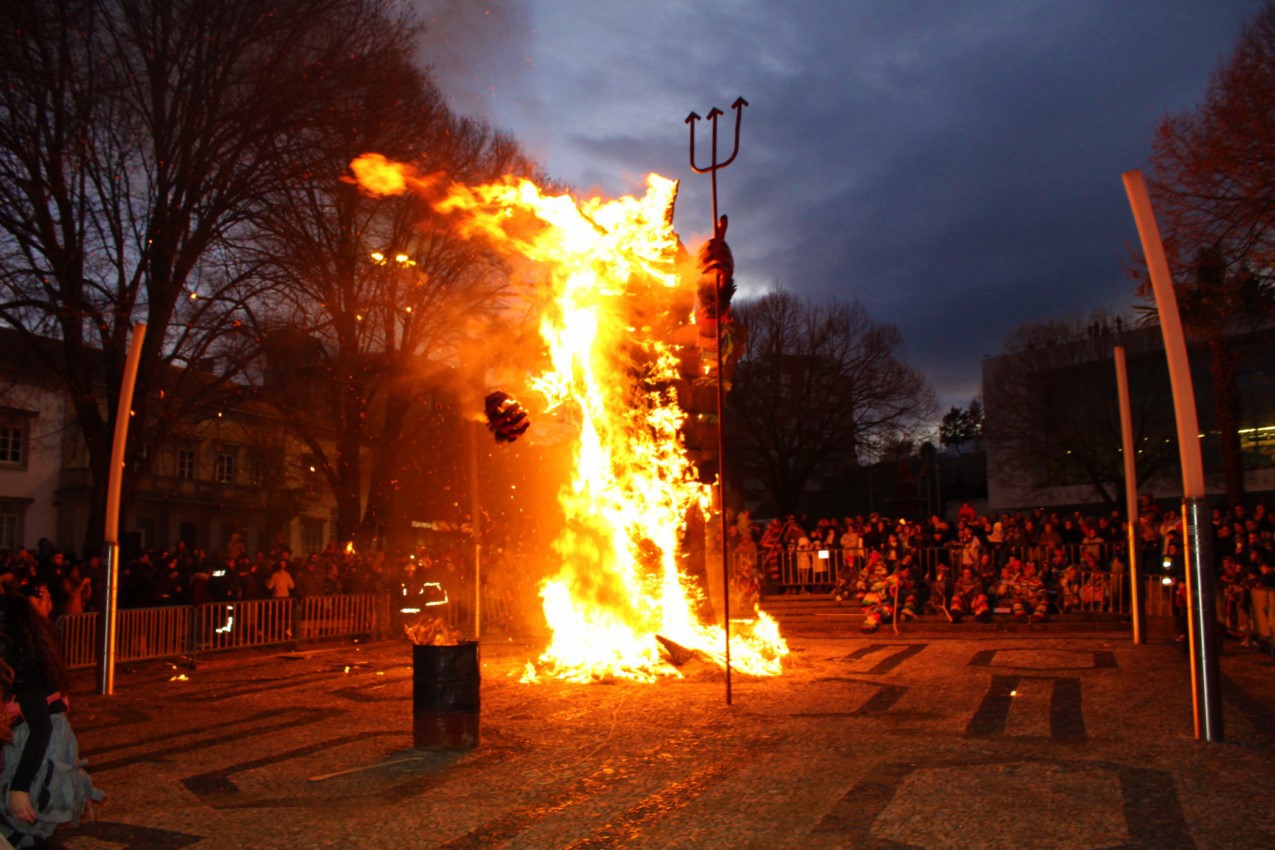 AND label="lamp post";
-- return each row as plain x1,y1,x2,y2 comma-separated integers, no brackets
1122,170,1221,742
1112,342,1144,644
99,324,147,696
